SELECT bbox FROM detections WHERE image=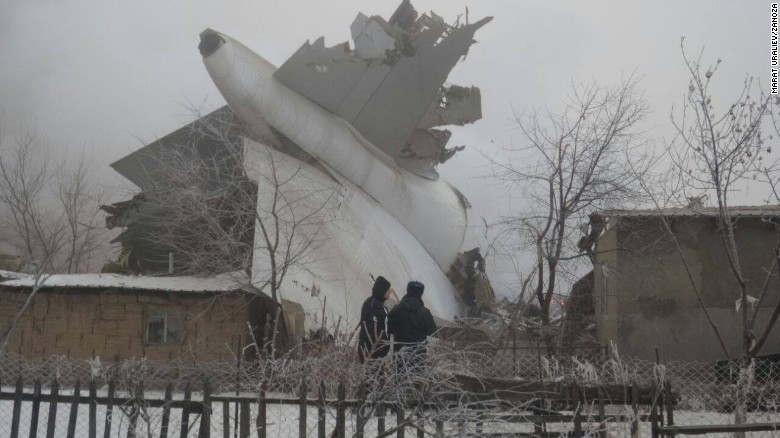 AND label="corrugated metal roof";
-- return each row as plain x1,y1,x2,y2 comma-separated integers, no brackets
598,205,780,218
0,271,251,294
